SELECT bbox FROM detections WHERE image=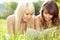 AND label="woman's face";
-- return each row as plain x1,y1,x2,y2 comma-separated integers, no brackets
43,9,53,21
22,9,33,22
